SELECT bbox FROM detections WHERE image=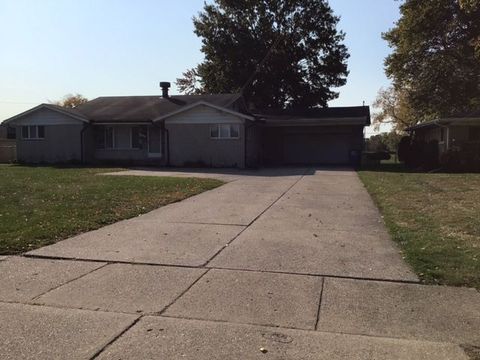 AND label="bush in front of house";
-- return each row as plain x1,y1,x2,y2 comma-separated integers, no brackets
398,136,440,170
441,144,480,172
